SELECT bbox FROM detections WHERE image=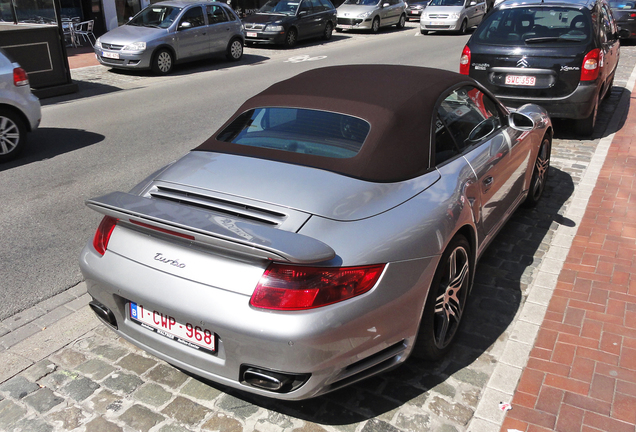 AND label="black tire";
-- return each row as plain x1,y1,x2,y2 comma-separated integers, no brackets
396,14,406,29
420,29,428,35
151,48,174,75
575,97,598,136
323,21,334,40
0,108,26,163
412,235,472,361
603,76,614,100
371,17,380,33
284,28,298,48
226,38,243,61
522,135,551,208
459,19,468,34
